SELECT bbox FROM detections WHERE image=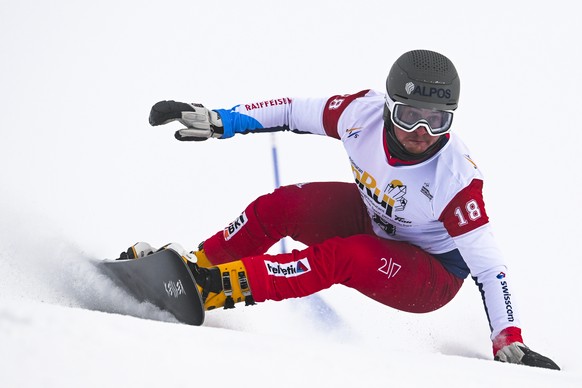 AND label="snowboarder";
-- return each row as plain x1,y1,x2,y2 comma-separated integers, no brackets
135,49,559,369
